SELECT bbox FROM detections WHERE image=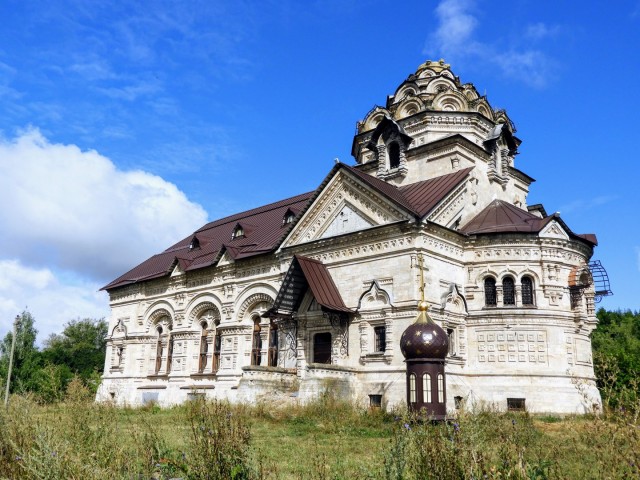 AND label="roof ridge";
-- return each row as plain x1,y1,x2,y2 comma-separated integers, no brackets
196,190,315,232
